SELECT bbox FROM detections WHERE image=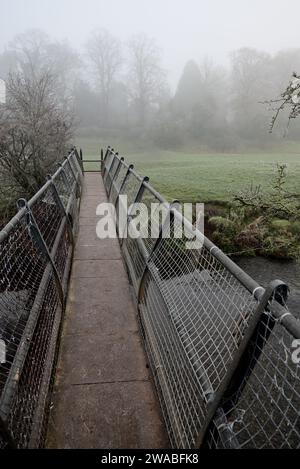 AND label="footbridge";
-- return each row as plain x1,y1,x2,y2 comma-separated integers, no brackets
0,147,299,449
